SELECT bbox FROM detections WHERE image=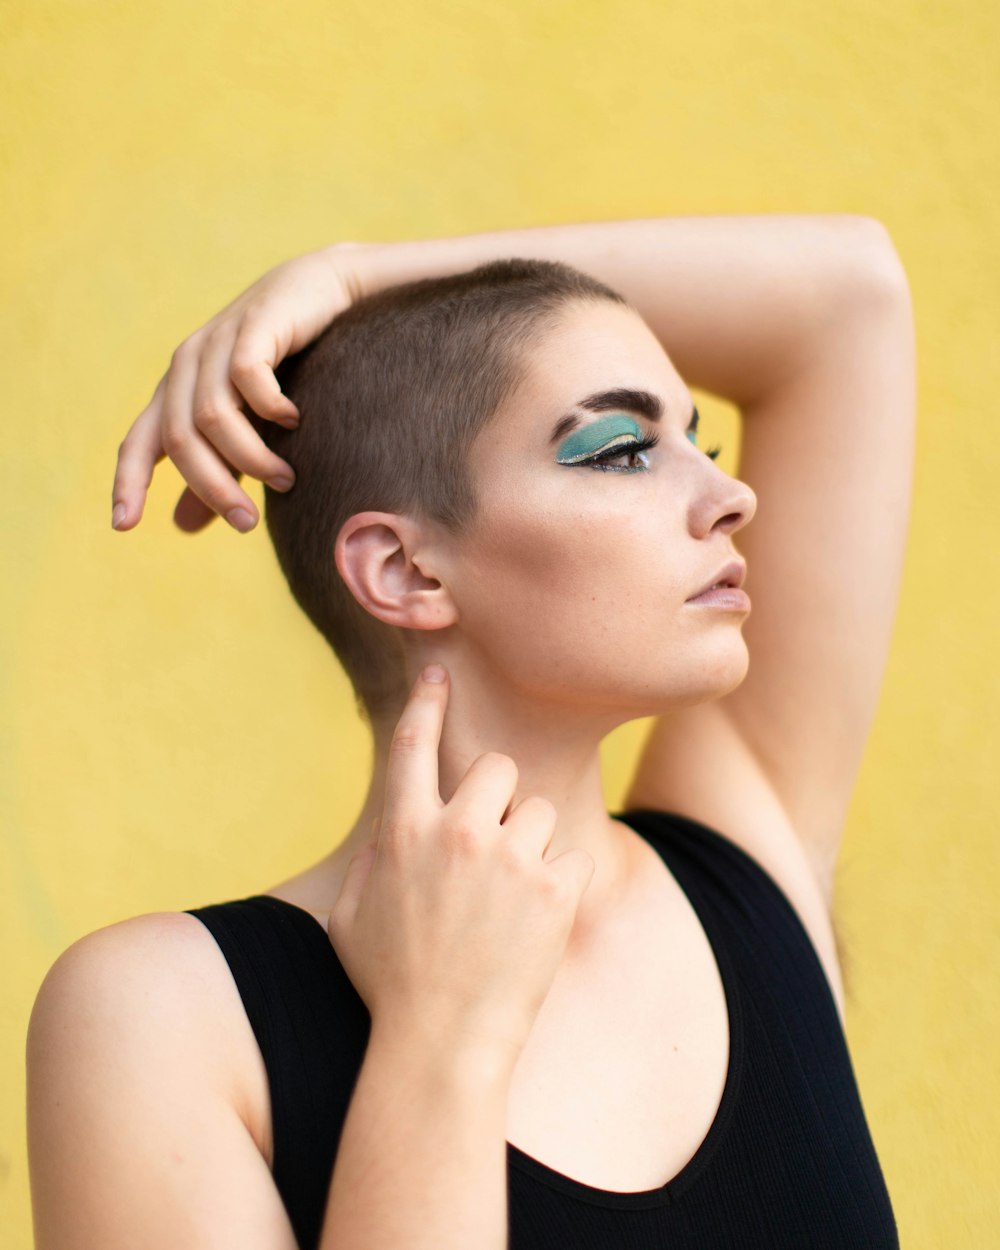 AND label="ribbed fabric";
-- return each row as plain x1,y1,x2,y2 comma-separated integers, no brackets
185,807,898,1249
